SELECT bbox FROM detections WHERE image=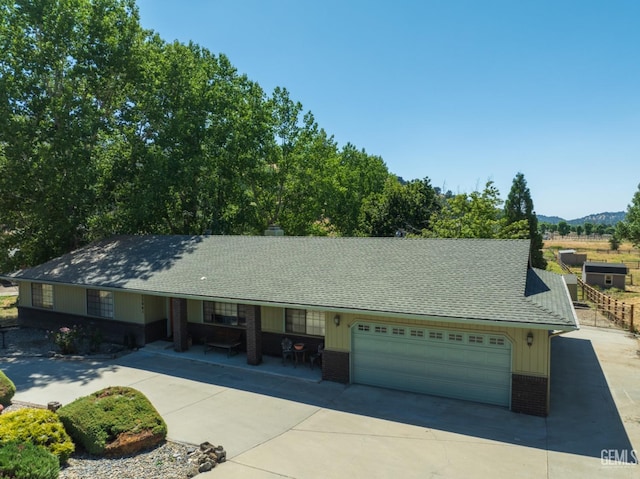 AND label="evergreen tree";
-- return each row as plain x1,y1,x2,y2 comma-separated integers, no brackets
504,173,546,269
